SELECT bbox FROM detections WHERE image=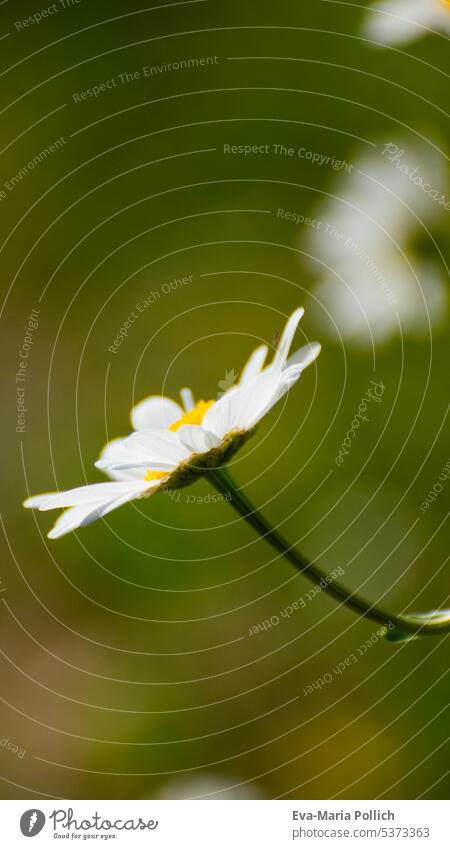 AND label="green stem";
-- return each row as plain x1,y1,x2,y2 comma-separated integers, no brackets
209,466,450,638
